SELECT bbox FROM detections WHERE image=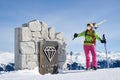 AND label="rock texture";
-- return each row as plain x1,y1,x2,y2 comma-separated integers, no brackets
28,20,42,31
48,27,55,40
15,20,66,70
